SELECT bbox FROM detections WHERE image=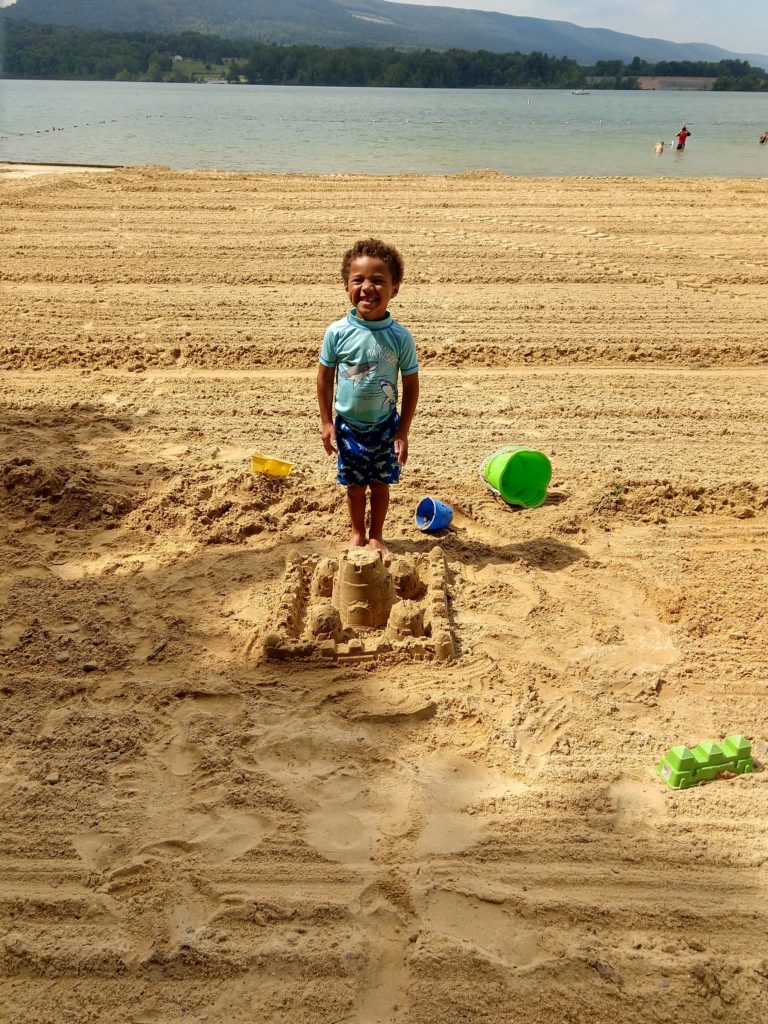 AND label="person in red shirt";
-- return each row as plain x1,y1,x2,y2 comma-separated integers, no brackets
676,125,691,151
